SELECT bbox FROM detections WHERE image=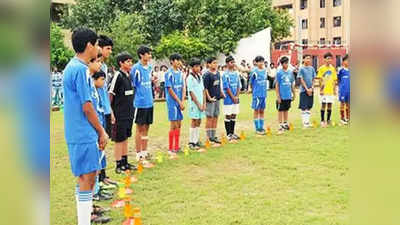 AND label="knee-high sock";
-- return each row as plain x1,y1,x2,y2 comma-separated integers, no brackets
194,127,200,143
93,175,99,195
77,190,93,225
224,119,230,135
301,111,306,124
174,128,180,151
306,111,311,124
169,130,174,150
260,119,264,130
321,110,325,122
231,119,236,134
327,109,332,121
189,127,195,144
254,119,258,131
